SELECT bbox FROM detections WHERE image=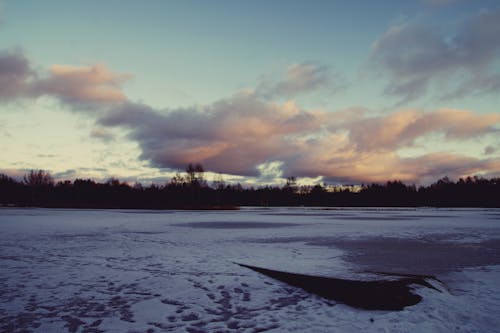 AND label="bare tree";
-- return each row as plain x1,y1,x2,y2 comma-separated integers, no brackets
212,173,226,191
23,170,54,187
186,163,205,186
285,176,297,193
